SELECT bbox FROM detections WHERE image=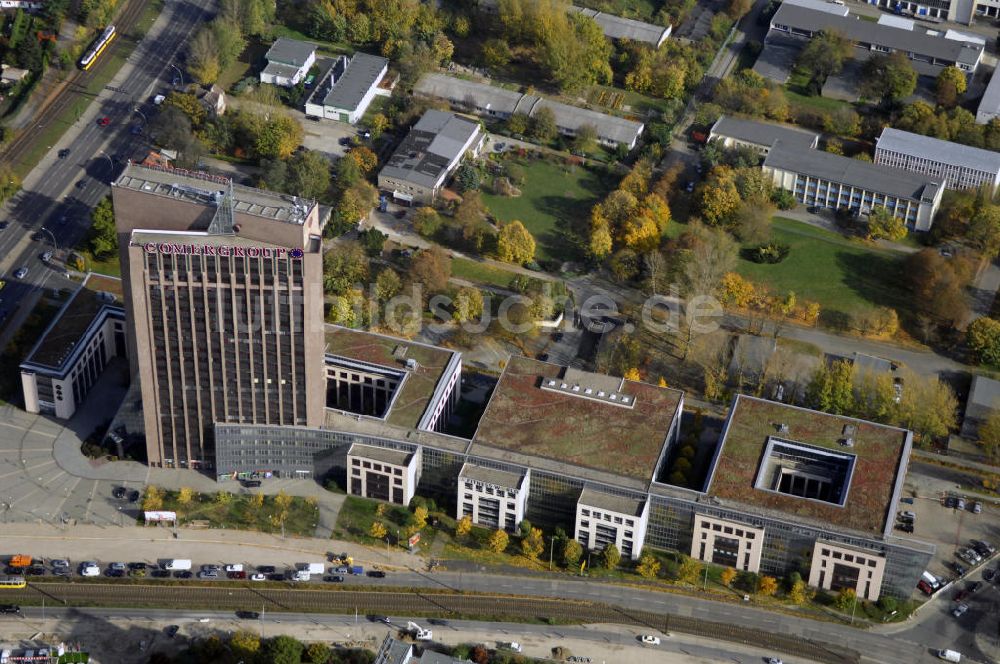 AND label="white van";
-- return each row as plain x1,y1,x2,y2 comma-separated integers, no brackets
922,571,941,589
165,559,192,571
291,570,311,582
938,650,961,662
